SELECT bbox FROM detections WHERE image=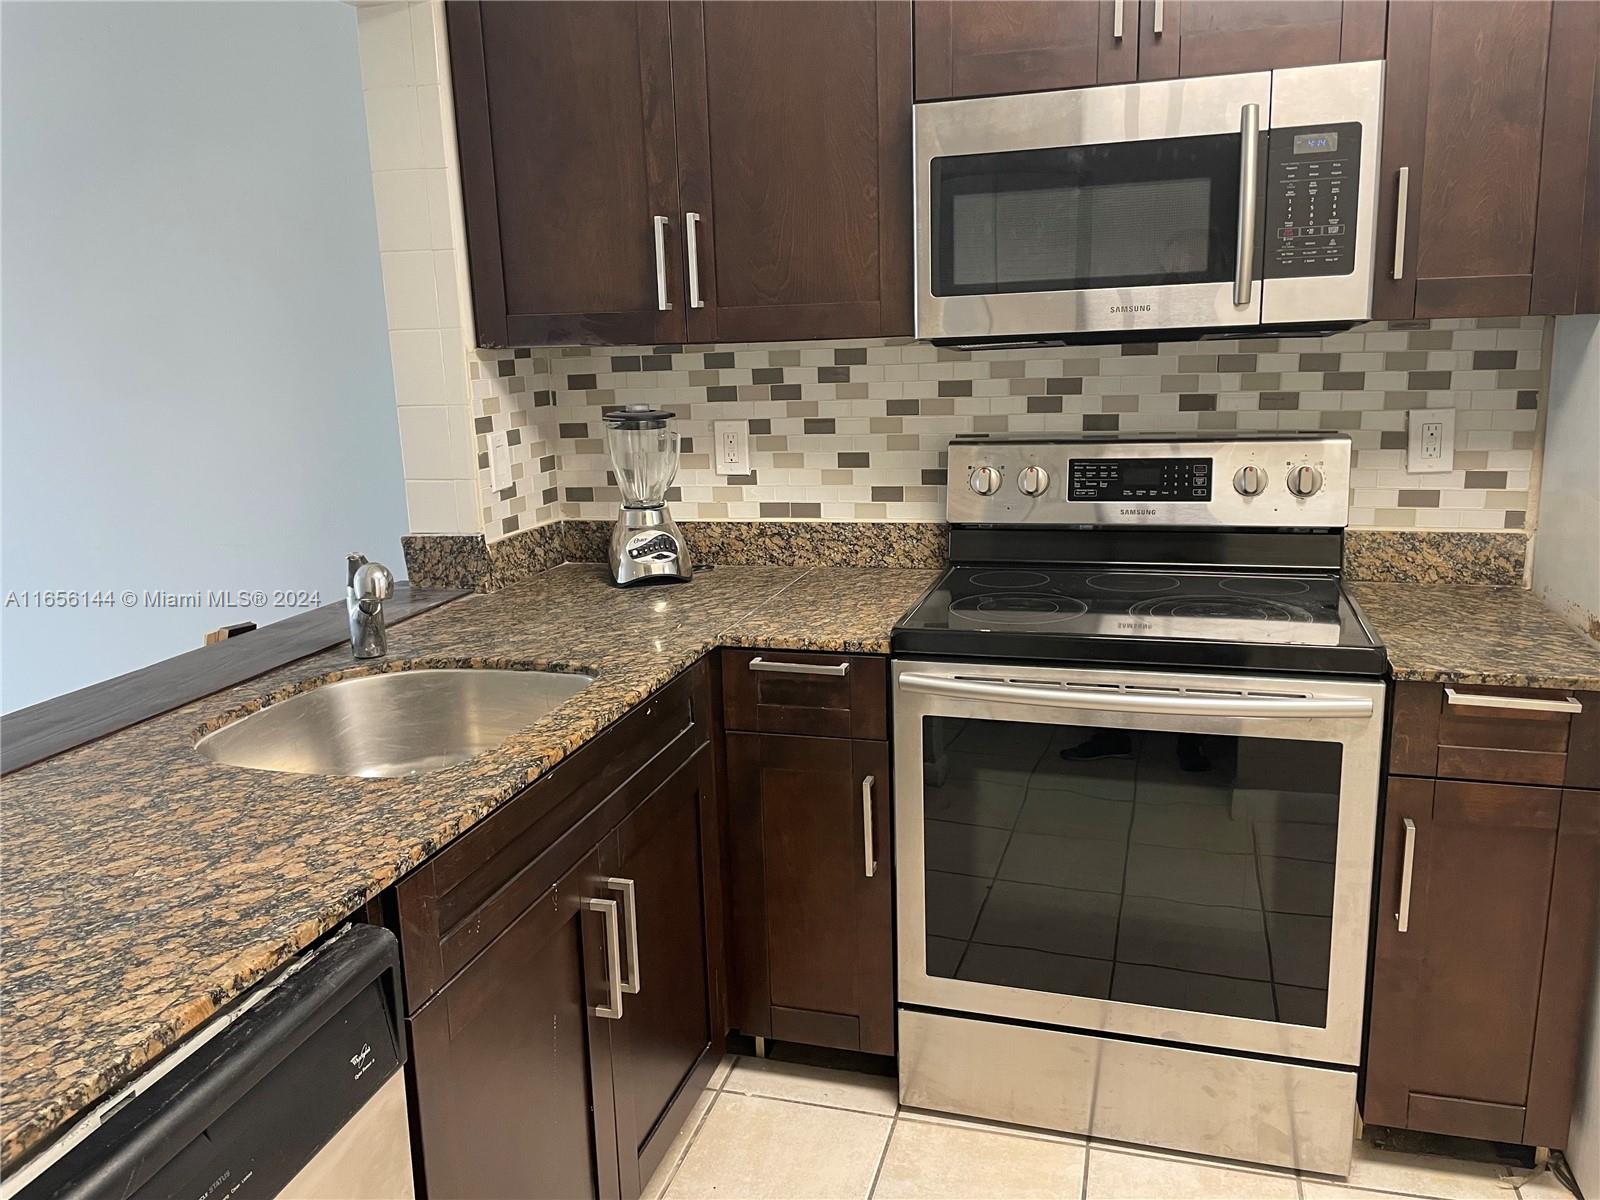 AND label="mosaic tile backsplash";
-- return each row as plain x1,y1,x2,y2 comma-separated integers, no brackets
464,318,1549,538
